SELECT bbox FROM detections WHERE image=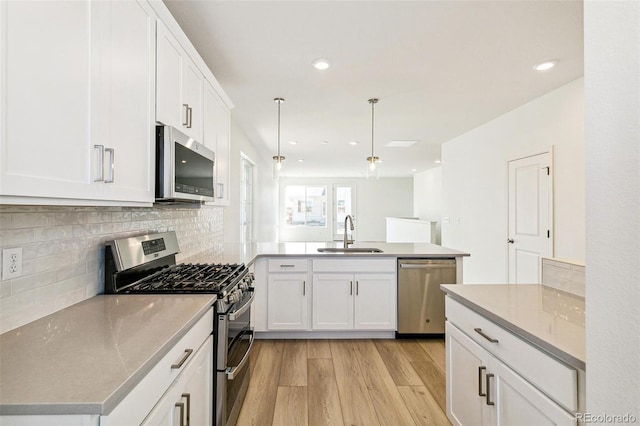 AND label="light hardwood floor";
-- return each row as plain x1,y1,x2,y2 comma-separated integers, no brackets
237,339,450,426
